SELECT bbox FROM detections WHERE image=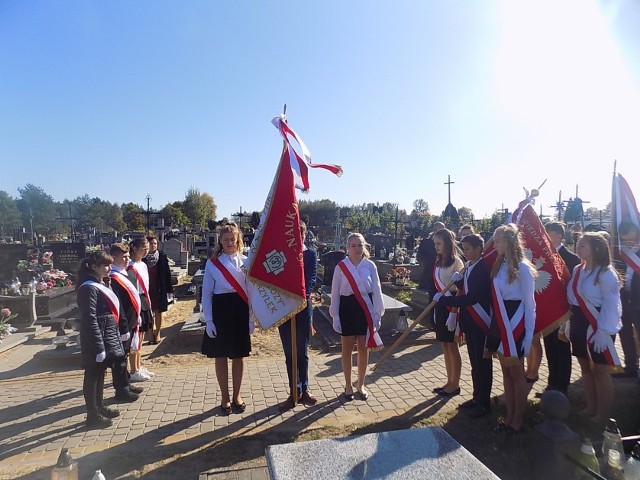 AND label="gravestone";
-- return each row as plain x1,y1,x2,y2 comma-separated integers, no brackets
163,238,188,267
266,427,500,479
0,244,29,284
46,242,85,275
321,250,346,287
